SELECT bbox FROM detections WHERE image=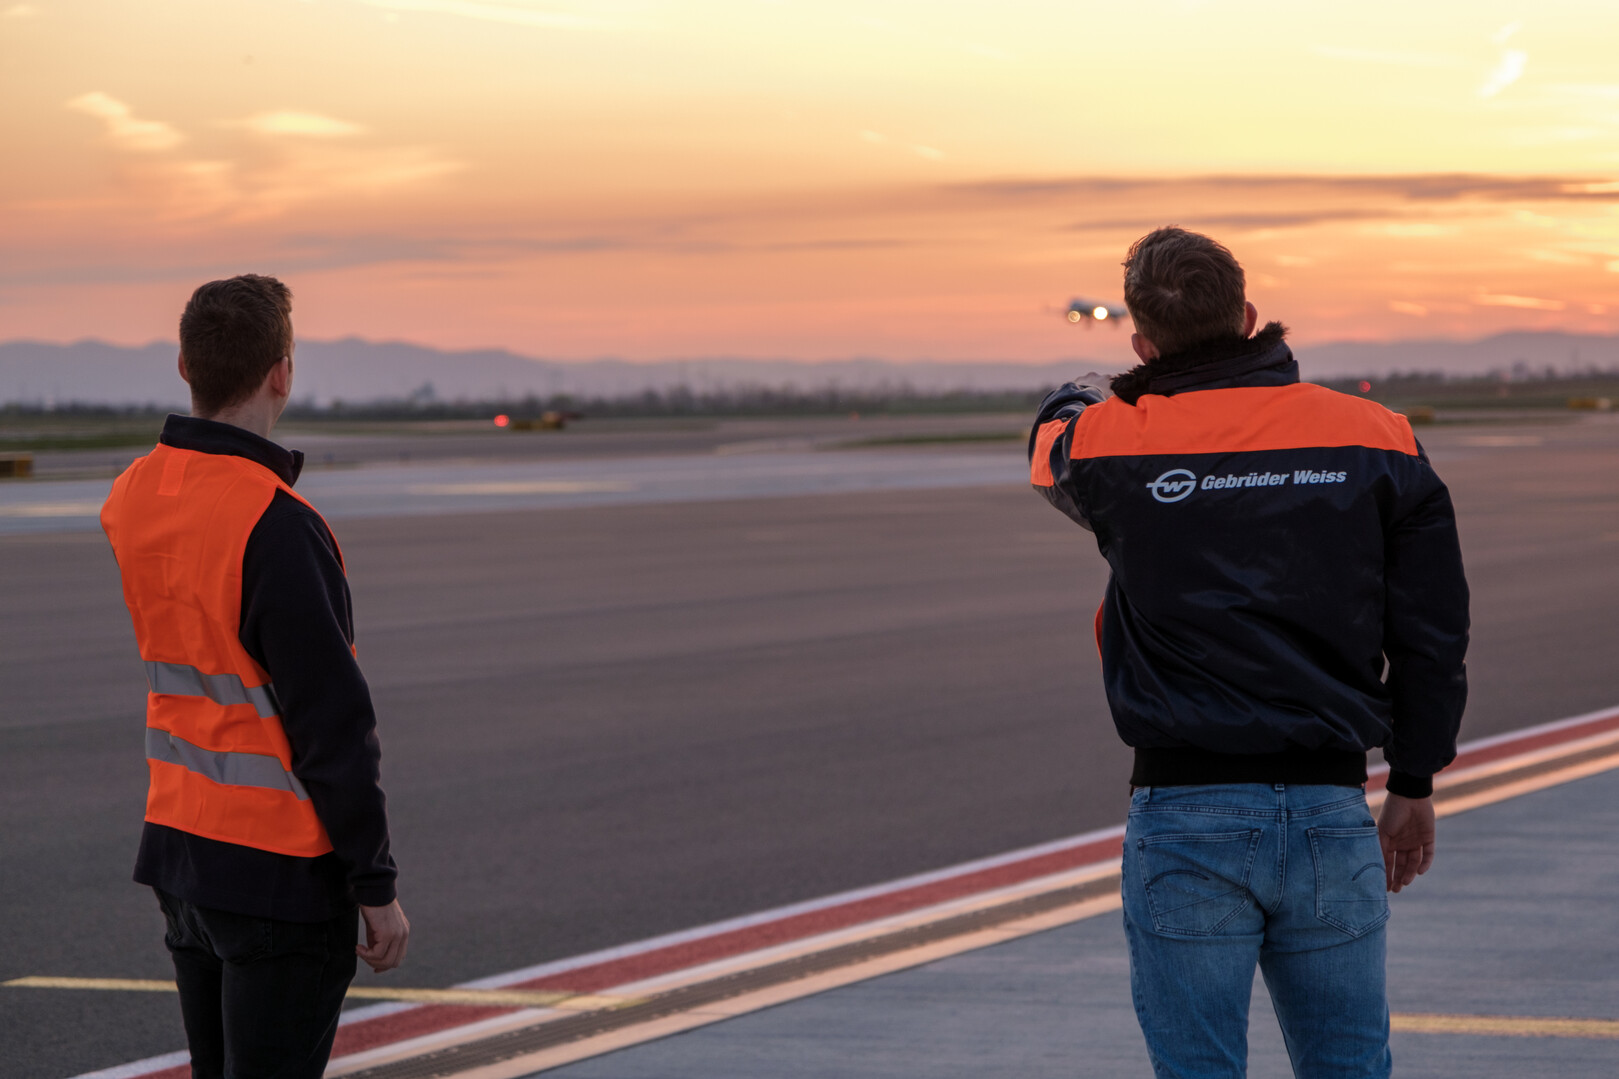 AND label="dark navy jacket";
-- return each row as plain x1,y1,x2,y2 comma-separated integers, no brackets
132,415,397,921
1030,325,1469,798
